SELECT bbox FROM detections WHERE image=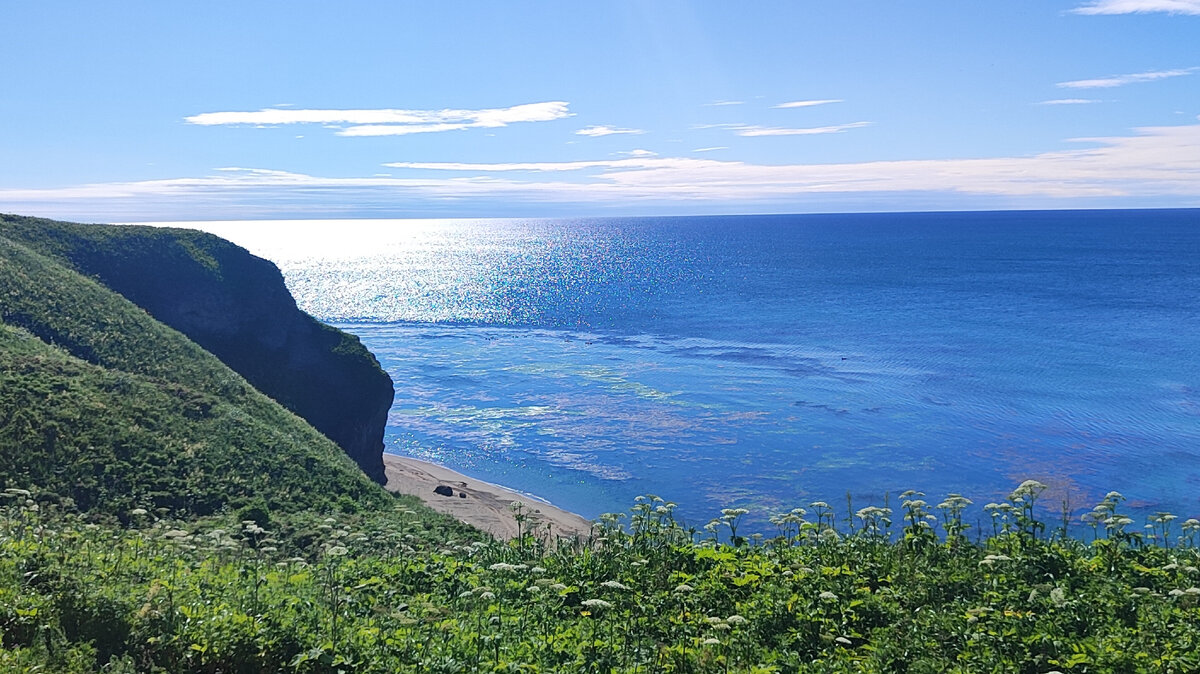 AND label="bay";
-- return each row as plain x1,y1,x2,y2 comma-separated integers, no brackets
190,210,1200,531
